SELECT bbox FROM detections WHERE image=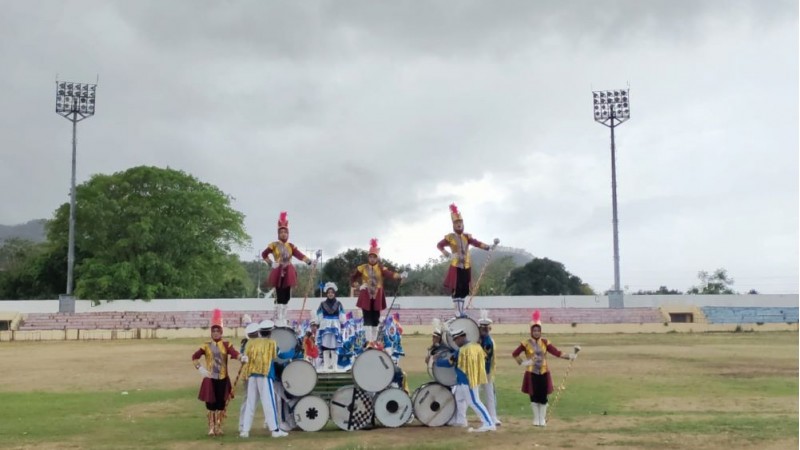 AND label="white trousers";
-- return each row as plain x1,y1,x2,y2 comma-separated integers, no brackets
241,376,280,434
451,384,493,428
480,381,498,424
238,379,248,432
